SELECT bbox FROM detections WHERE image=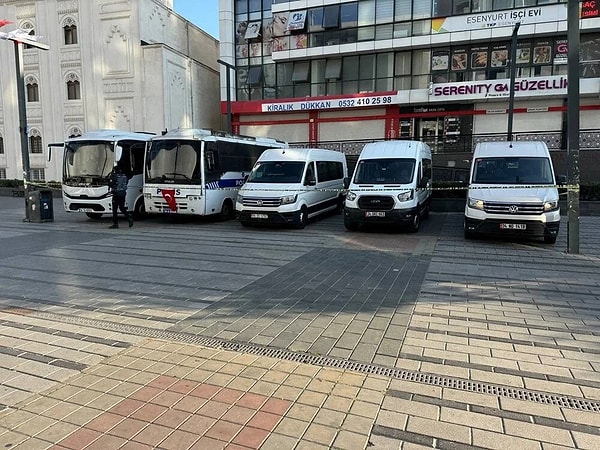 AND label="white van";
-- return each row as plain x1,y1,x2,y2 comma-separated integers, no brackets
344,140,432,232
236,148,348,228
464,141,561,244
